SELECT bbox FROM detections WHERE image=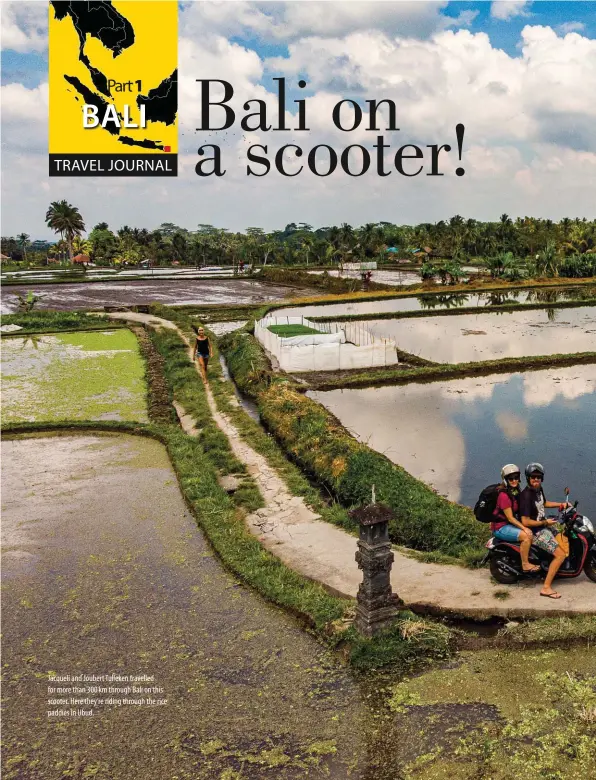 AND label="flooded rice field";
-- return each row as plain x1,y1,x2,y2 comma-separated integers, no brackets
365,306,596,363
1,330,147,423
308,268,423,286
207,320,249,336
309,364,596,508
1,267,238,284
0,279,317,314
1,433,375,778
274,285,596,321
